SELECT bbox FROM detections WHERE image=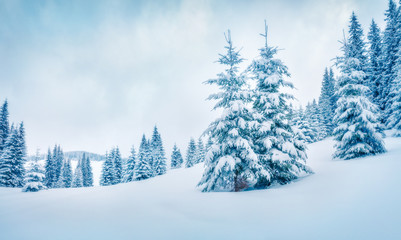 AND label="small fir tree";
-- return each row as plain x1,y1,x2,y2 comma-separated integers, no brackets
100,151,115,186
44,148,54,188
134,135,153,181
196,138,205,164
82,154,93,187
185,138,197,168
293,107,315,144
72,159,83,188
57,159,73,188
150,126,167,176
22,160,46,192
123,146,136,182
170,144,183,169
112,147,123,184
